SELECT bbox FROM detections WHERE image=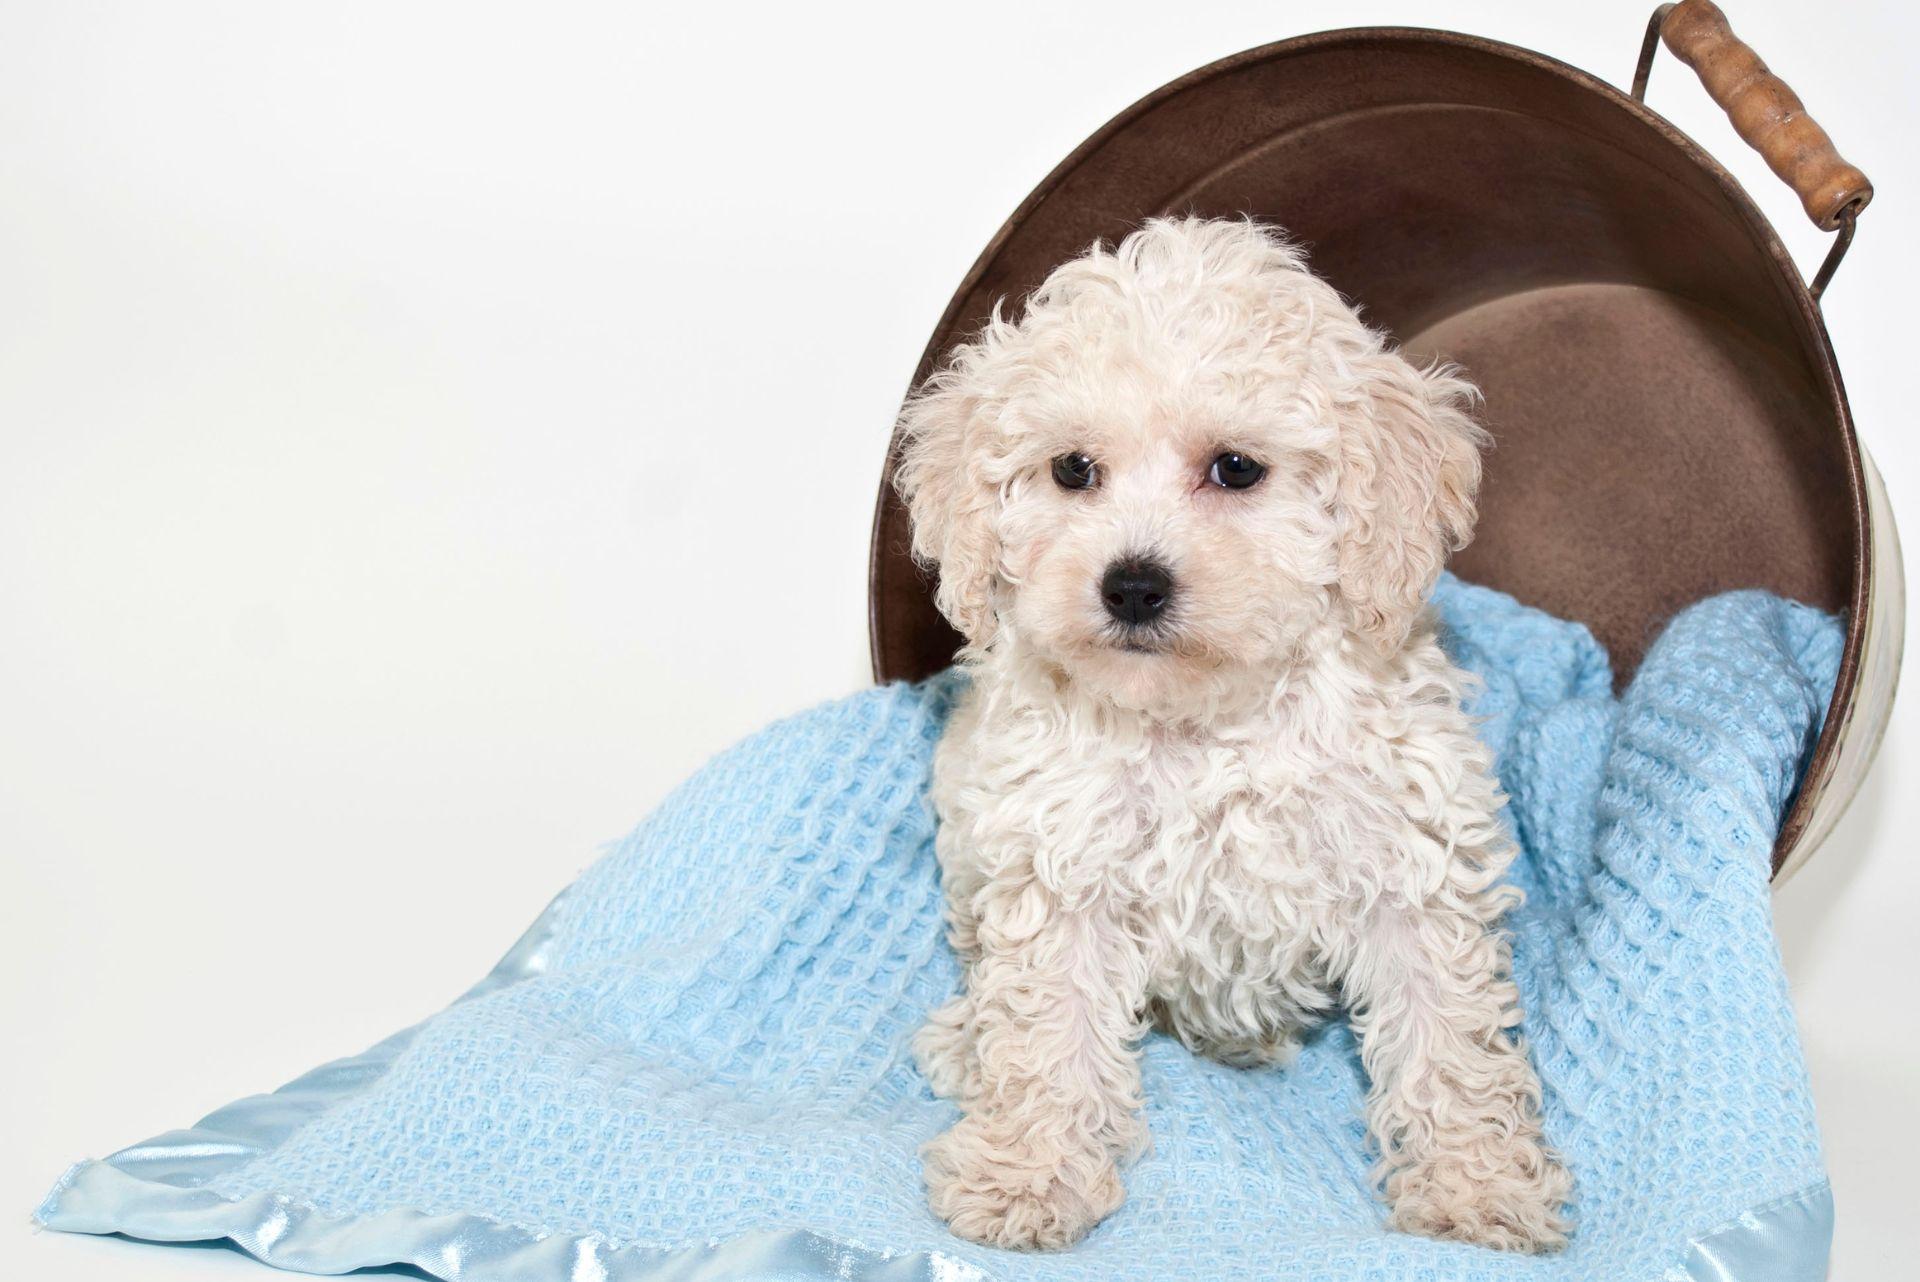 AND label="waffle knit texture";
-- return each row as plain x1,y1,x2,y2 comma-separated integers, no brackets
39,577,1843,1280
